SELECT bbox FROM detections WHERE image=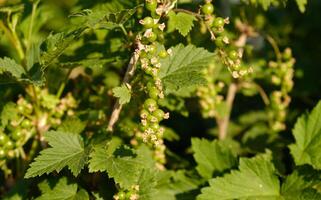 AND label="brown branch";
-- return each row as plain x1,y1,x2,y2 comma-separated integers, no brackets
107,49,140,132
217,83,238,140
